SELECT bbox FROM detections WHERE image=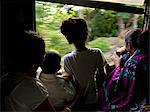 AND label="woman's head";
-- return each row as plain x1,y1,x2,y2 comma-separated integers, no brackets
125,28,142,53
60,18,88,44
